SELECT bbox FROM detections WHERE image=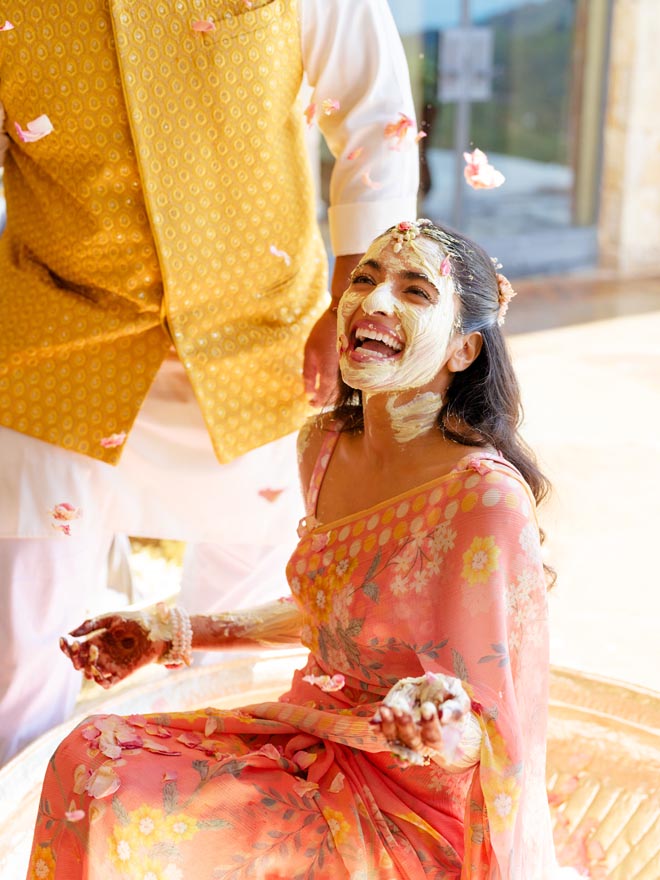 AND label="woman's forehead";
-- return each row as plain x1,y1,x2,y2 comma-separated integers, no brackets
363,234,445,277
